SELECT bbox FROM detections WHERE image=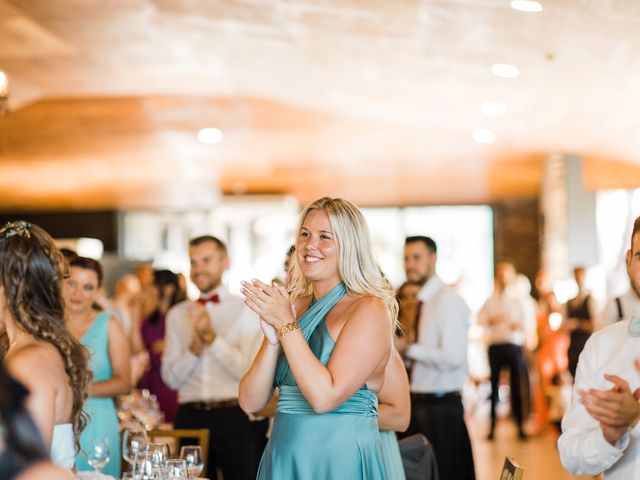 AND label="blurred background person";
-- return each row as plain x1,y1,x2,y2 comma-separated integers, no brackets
401,235,475,480
564,266,597,379
394,281,421,356
478,260,533,441
0,222,89,470
65,256,131,478
137,269,181,423
110,273,141,339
